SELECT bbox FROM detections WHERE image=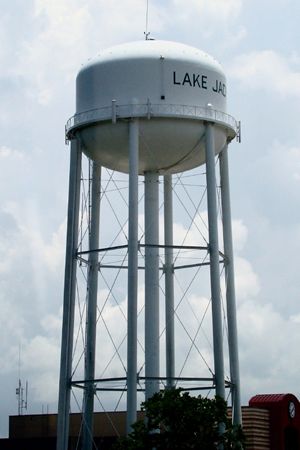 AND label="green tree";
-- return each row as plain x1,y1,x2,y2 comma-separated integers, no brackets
114,388,244,449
